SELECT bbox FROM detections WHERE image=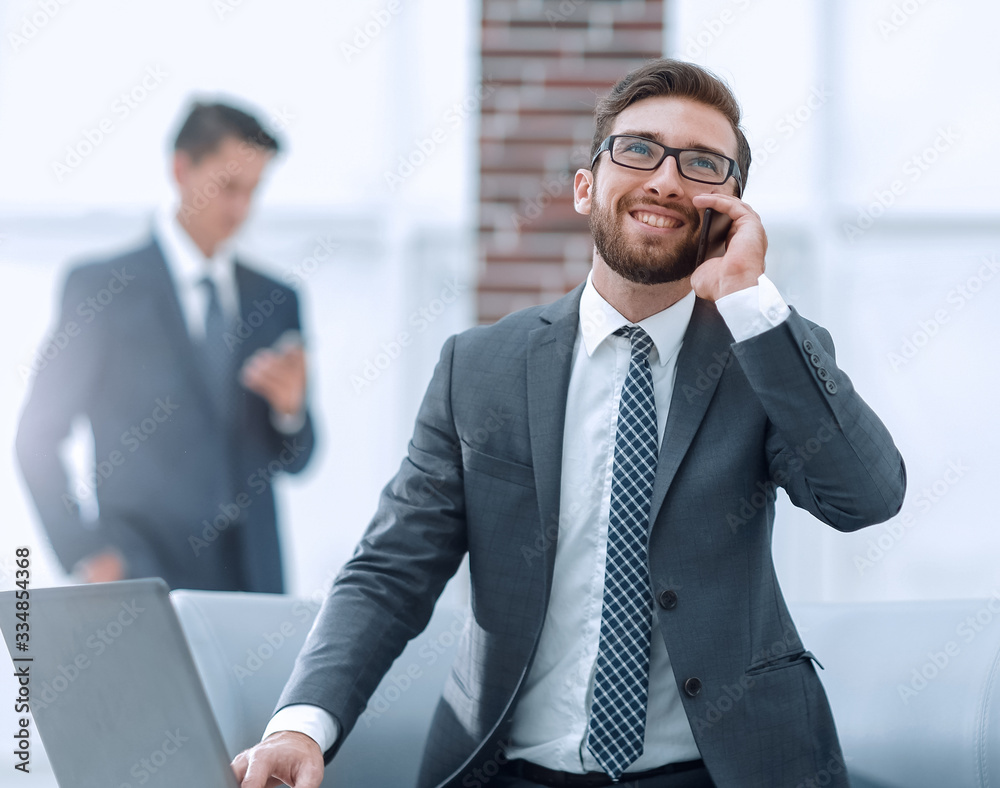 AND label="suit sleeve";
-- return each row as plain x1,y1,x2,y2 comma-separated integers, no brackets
731,308,906,532
15,266,160,574
275,335,468,759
